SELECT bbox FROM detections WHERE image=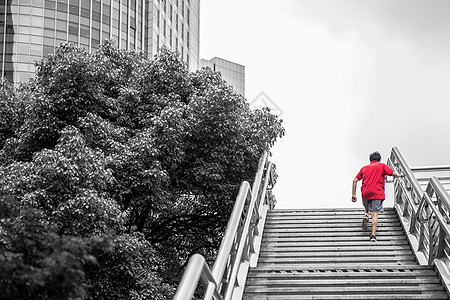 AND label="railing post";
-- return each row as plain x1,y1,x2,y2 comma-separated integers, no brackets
251,152,268,202
410,209,417,235
428,216,435,265
438,224,446,259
